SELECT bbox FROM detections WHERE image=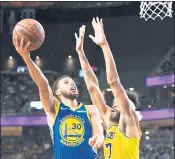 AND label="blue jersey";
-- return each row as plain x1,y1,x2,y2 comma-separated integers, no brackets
49,101,97,159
